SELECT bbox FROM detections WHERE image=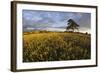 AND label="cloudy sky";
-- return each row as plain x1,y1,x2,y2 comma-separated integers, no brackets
22,10,91,33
